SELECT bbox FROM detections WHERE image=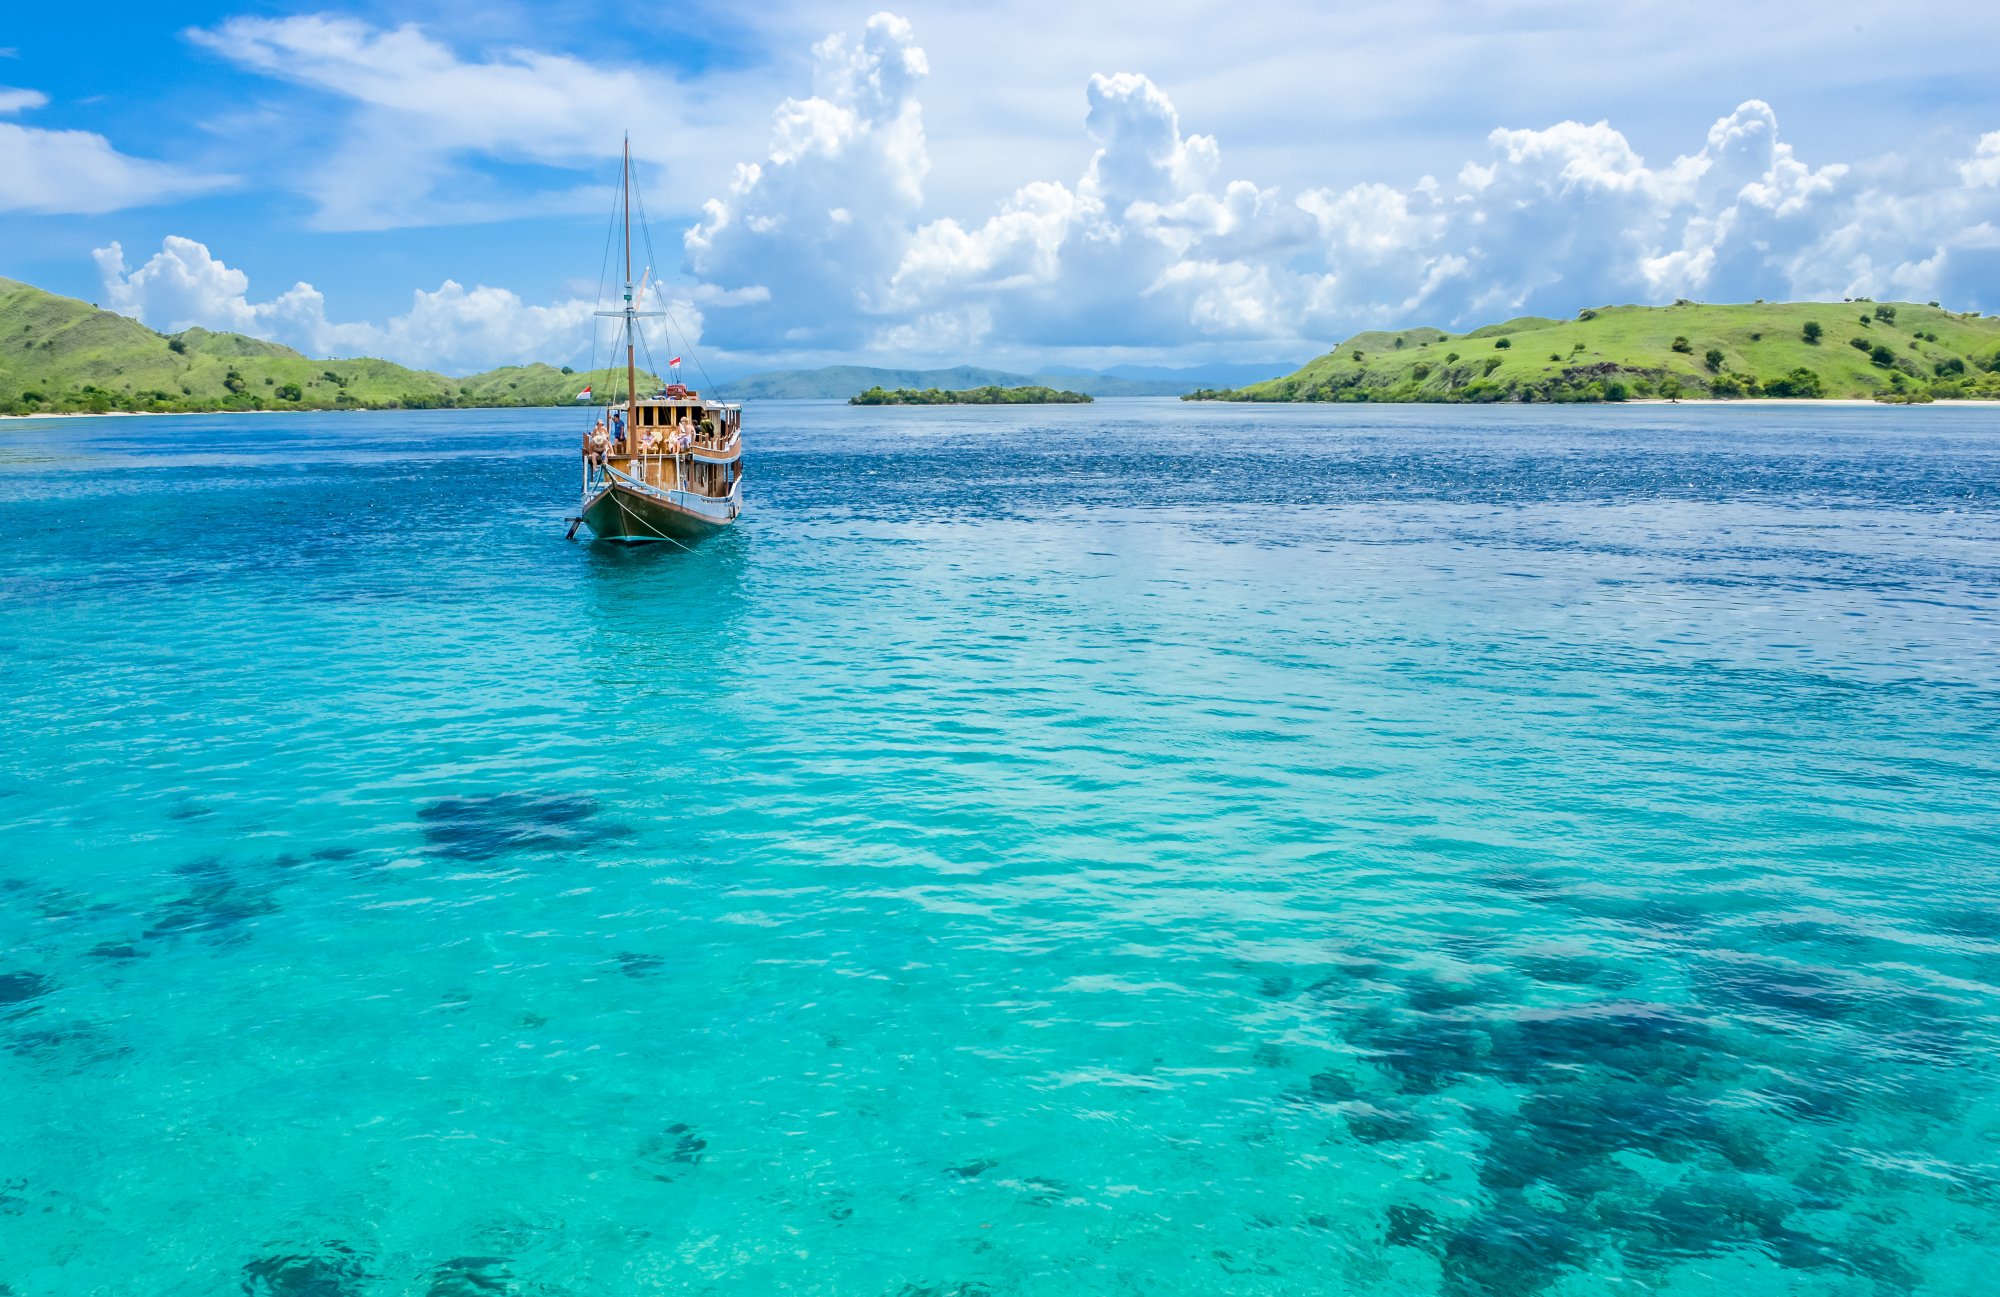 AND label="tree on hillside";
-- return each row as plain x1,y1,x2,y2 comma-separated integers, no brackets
1802,321,1823,344
1671,336,1692,353
1873,305,1897,324
1869,343,1896,367
1494,337,1511,349
1704,348,1724,372
1763,368,1824,398
1660,375,1684,401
